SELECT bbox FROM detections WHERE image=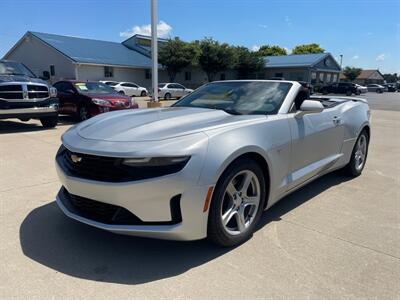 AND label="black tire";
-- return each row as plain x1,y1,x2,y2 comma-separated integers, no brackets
118,90,125,95
322,89,328,95
140,90,147,97
376,89,382,93
207,158,266,247
78,105,91,121
346,90,352,96
344,129,369,177
164,93,171,100
40,115,58,128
